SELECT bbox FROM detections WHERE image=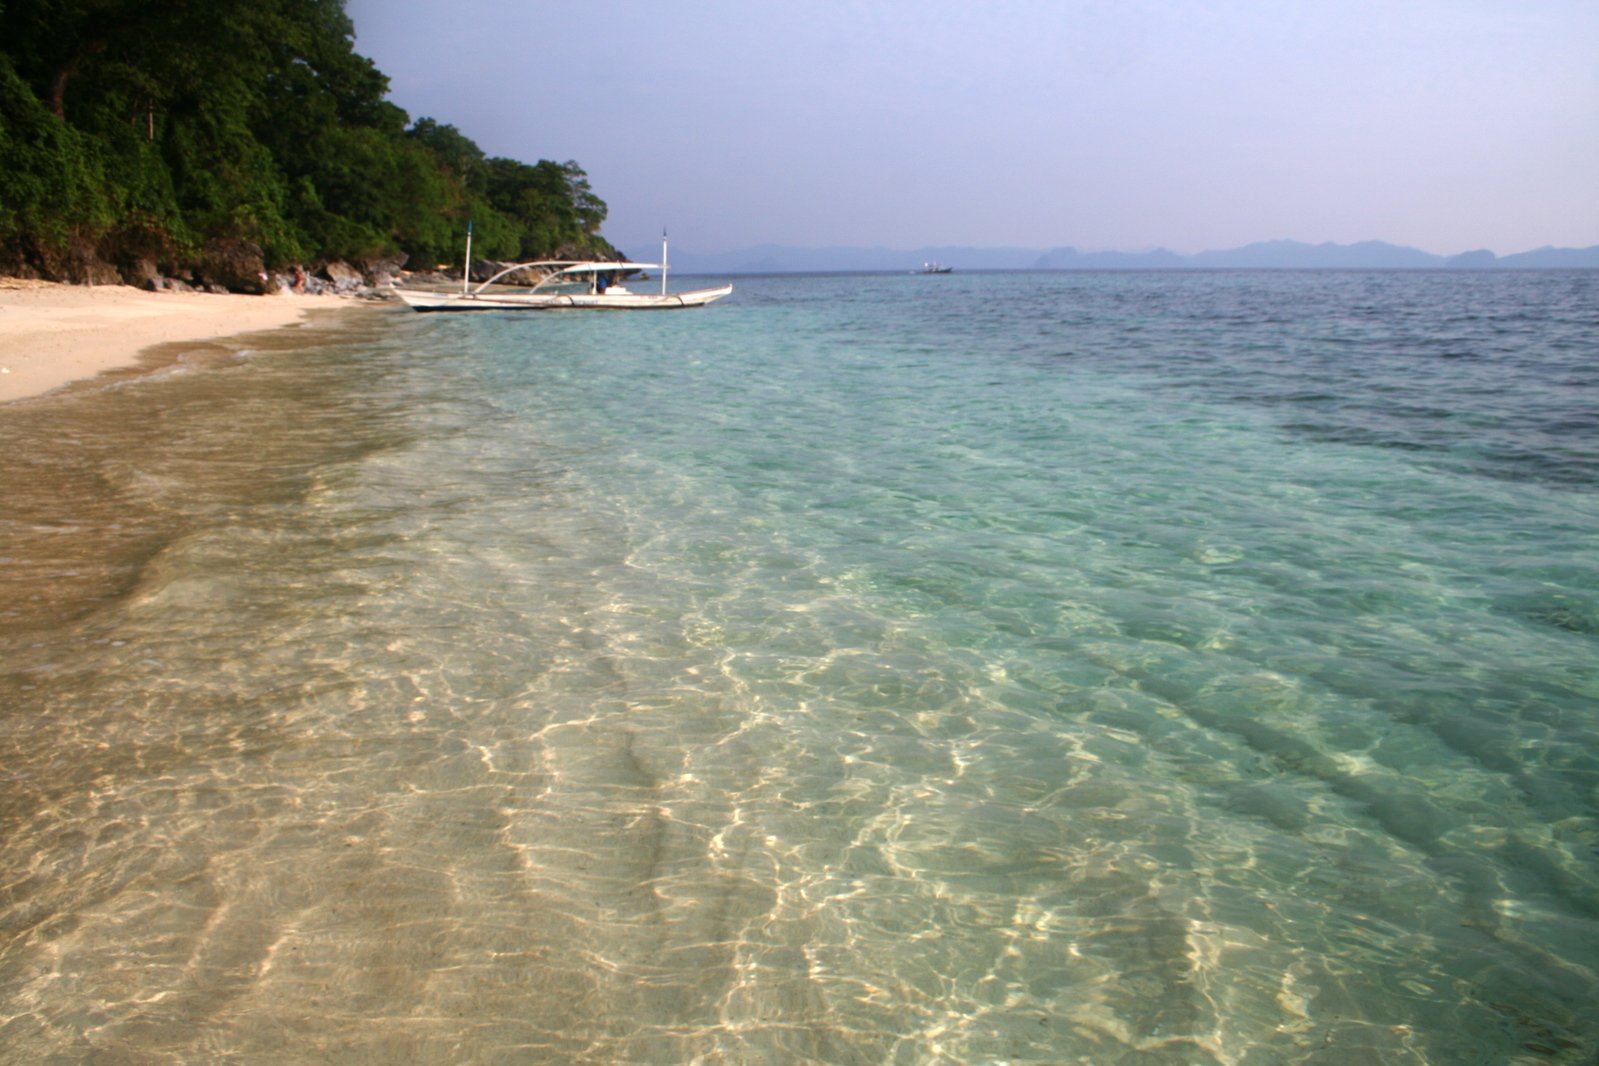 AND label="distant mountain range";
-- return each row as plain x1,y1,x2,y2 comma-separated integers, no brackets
654,239,1599,274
